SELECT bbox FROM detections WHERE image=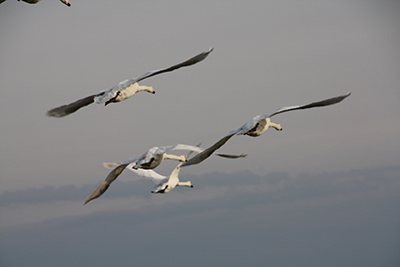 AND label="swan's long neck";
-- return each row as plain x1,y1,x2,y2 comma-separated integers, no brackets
137,85,154,93
269,122,282,131
177,181,192,187
163,154,186,162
